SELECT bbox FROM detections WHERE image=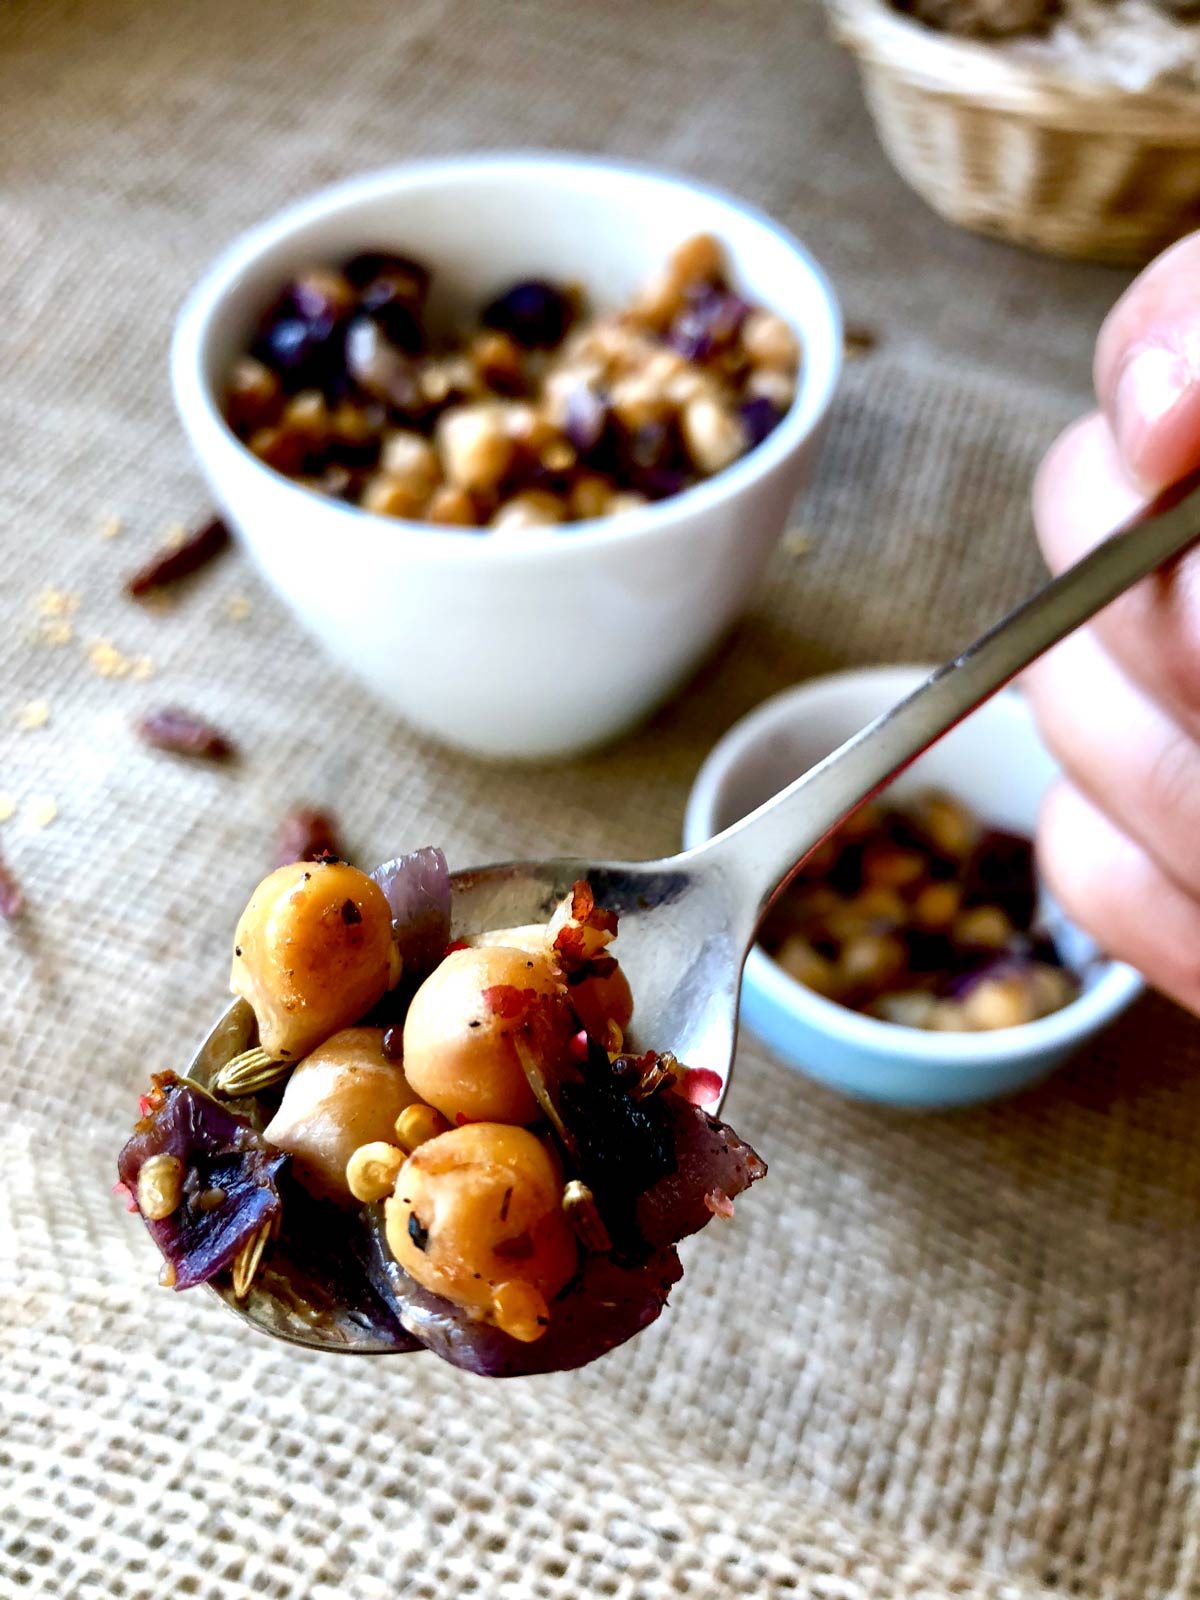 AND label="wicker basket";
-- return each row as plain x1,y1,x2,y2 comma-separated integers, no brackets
830,0,1200,264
